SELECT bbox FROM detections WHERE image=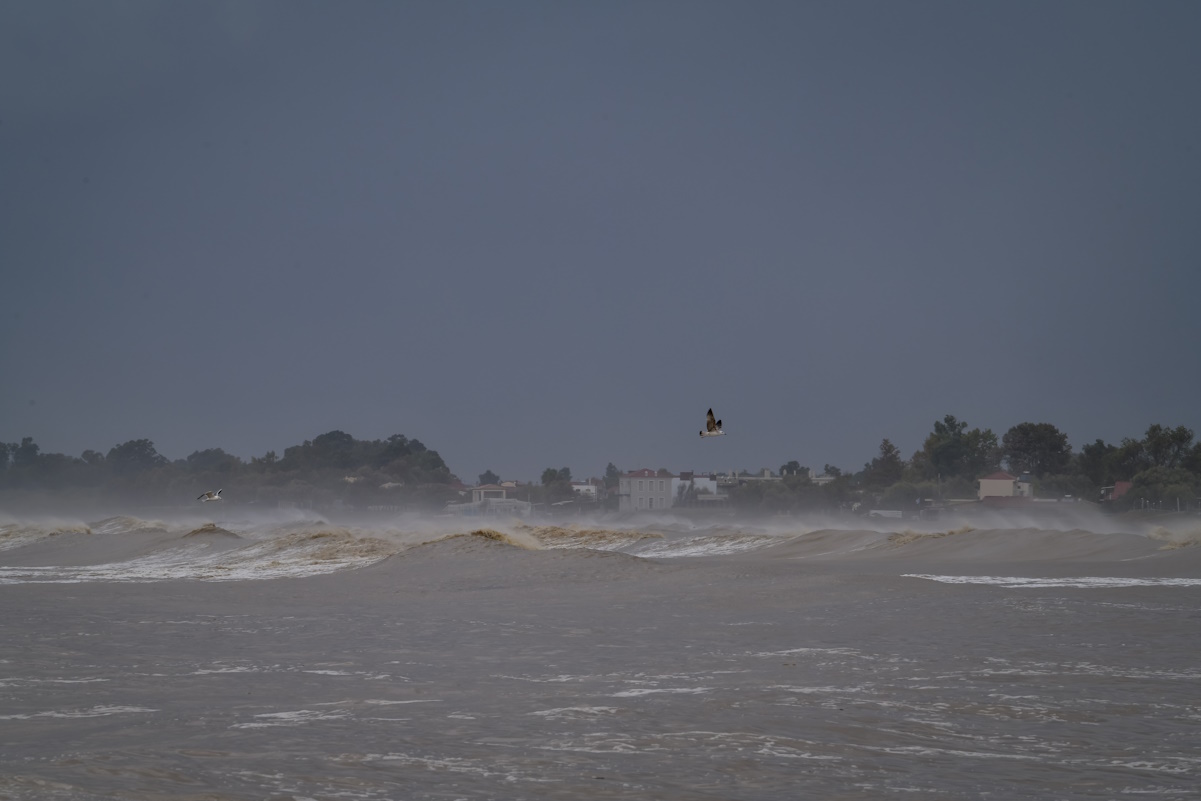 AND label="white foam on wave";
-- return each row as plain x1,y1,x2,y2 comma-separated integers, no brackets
529,706,618,719
0,530,395,584
768,684,869,695
352,751,538,782
364,699,442,705
231,709,349,728
750,647,866,659
633,533,782,558
905,575,1201,588
611,687,711,697
0,677,109,687
0,705,156,720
